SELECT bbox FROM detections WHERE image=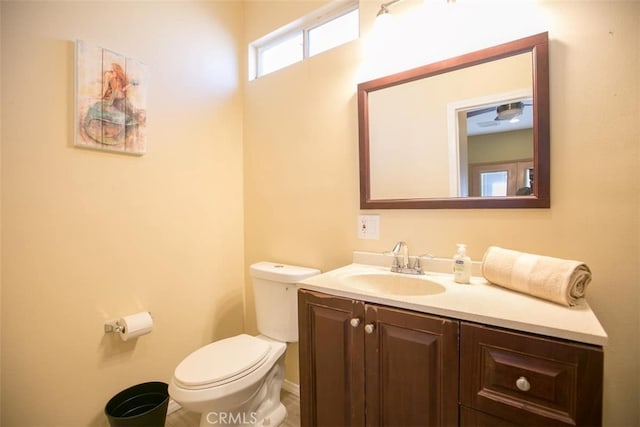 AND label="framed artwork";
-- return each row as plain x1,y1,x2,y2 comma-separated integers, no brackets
75,40,148,155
